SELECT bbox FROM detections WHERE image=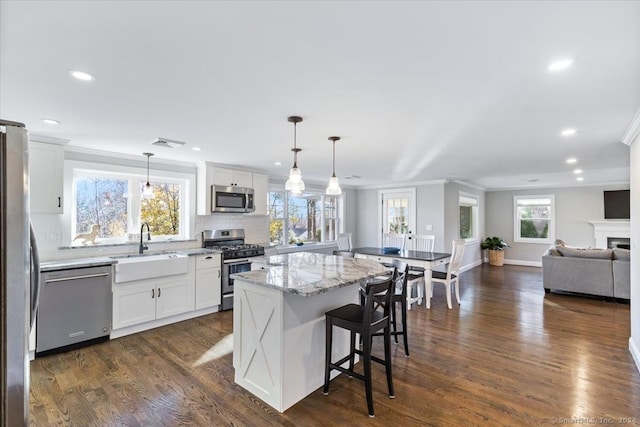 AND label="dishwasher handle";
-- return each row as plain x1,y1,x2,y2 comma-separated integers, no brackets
44,272,110,283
